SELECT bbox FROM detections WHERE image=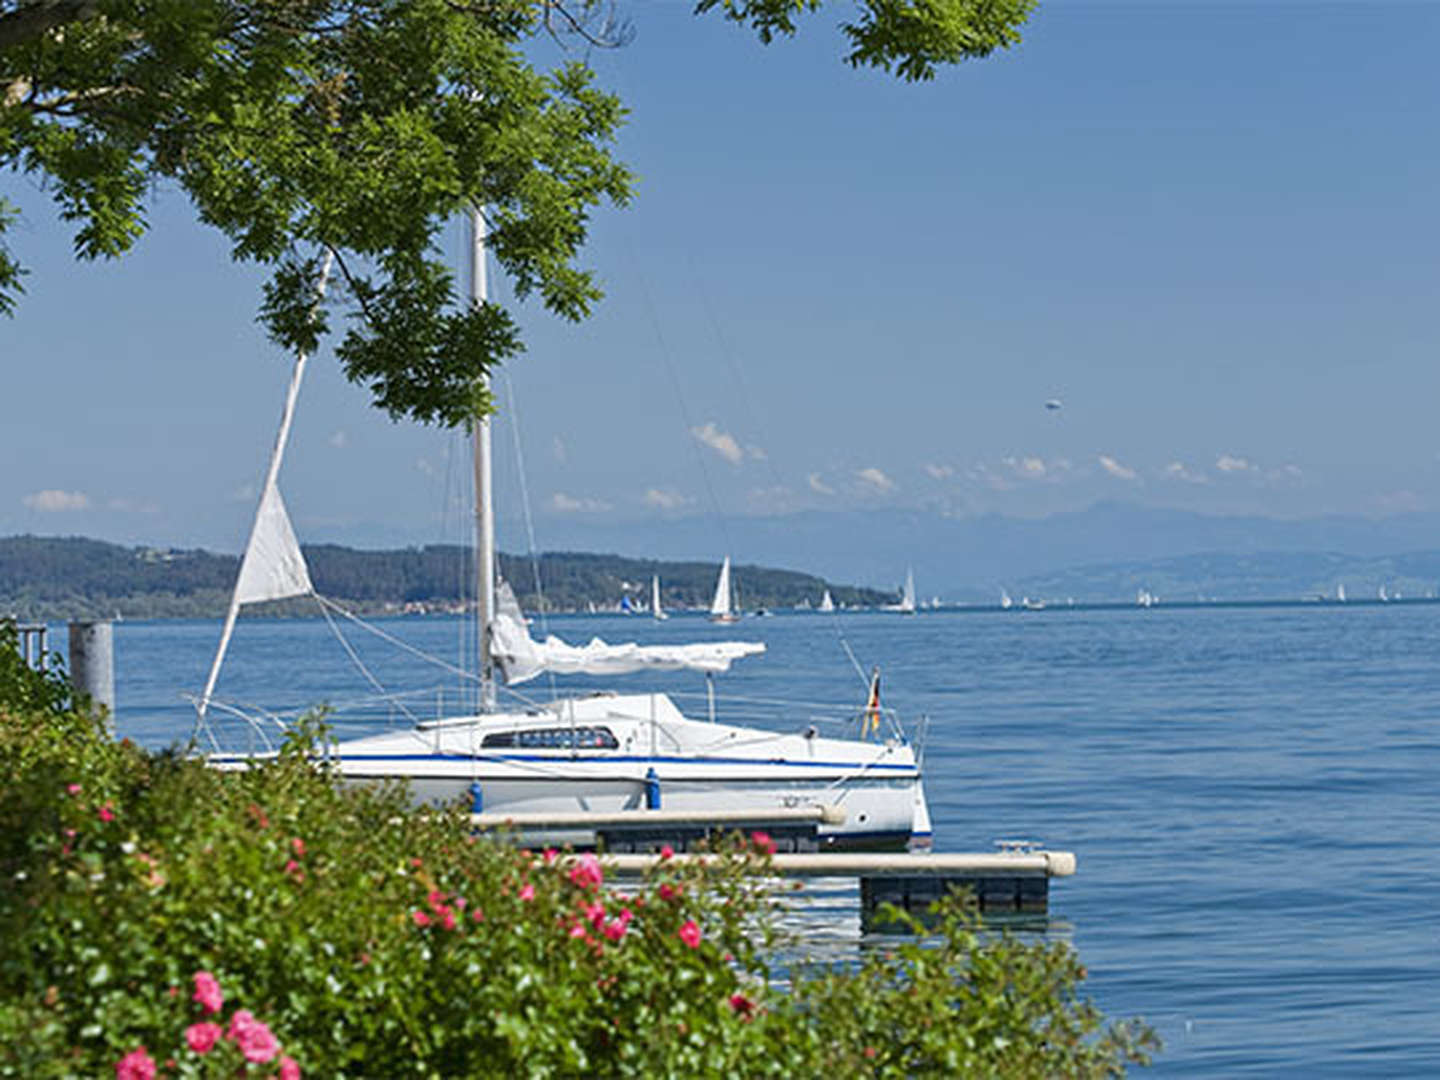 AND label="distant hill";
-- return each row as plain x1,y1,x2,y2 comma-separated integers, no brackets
0,536,892,620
